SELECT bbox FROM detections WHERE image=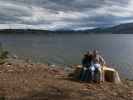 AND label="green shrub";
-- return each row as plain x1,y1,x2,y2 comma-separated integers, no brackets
0,43,9,64
0,51,9,59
